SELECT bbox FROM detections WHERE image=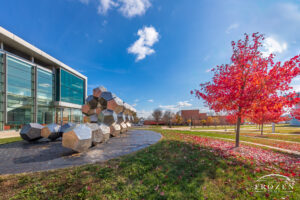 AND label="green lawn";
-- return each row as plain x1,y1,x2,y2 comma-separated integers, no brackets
0,130,298,200
147,129,300,153
191,124,300,134
0,137,22,145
